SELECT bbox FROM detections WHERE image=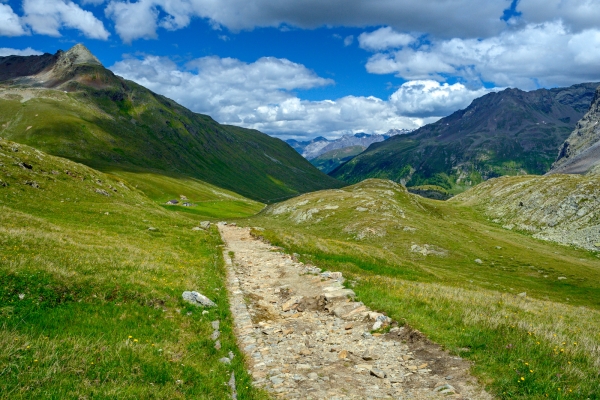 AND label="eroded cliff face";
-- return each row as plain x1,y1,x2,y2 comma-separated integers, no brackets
551,87,600,175
453,174,600,251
